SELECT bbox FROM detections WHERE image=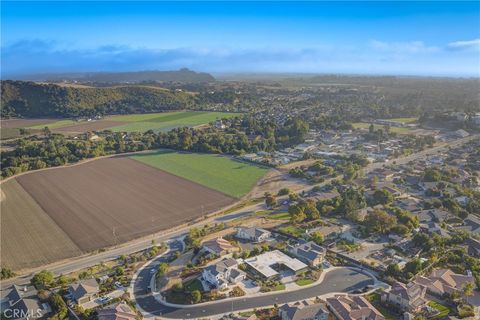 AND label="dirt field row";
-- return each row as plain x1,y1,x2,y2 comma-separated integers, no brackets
0,180,82,270
0,118,56,128
16,157,234,253
52,120,124,134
